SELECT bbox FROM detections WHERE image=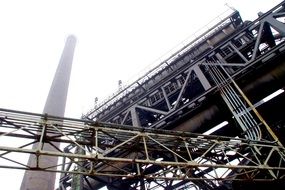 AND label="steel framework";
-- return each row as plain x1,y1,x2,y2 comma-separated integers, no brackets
0,108,285,190
1,1,285,190
84,1,285,135
79,3,285,188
